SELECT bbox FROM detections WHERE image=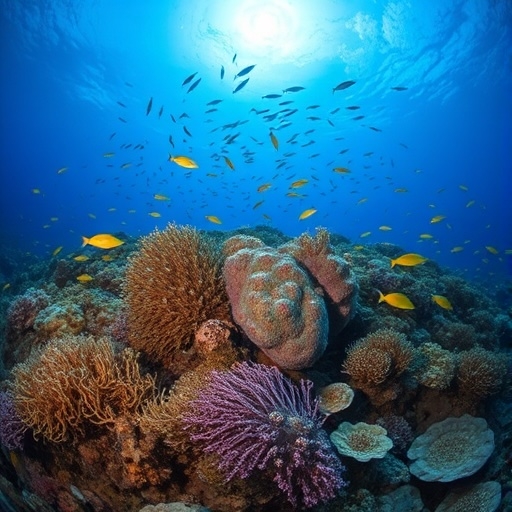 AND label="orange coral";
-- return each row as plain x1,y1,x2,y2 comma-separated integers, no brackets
11,335,155,443
124,223,231,367
343,328,414,406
